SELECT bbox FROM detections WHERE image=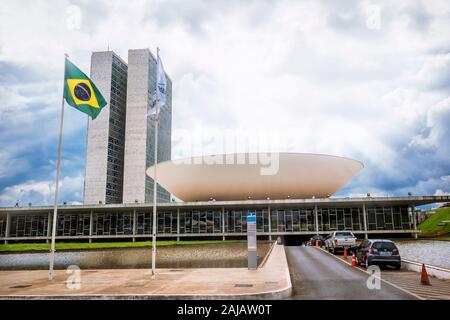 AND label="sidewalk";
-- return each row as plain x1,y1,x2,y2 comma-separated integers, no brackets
0,244,292,299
